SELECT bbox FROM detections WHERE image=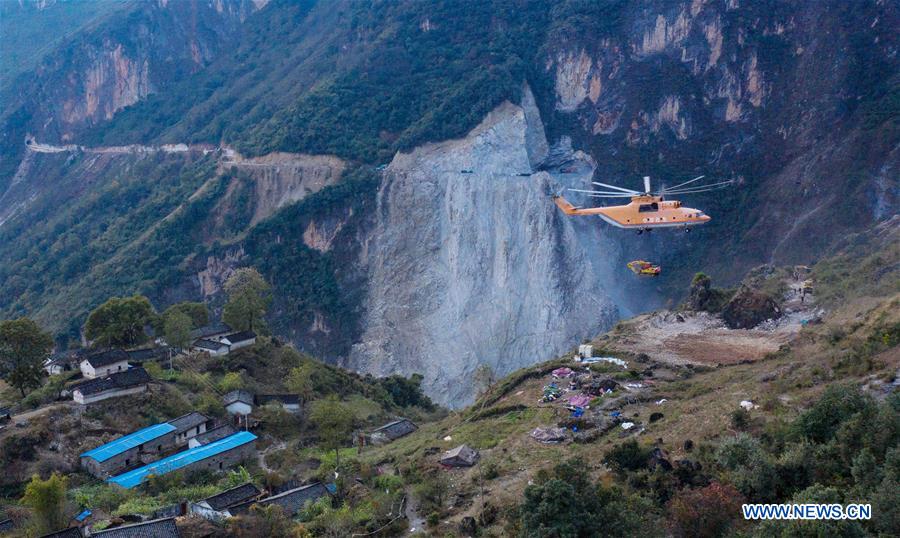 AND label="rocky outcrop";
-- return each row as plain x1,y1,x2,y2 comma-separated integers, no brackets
230,152,345,226
197,247,246,298
349,87,621,407
722,287,782,329
1,0,258,158
61,44,152,128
